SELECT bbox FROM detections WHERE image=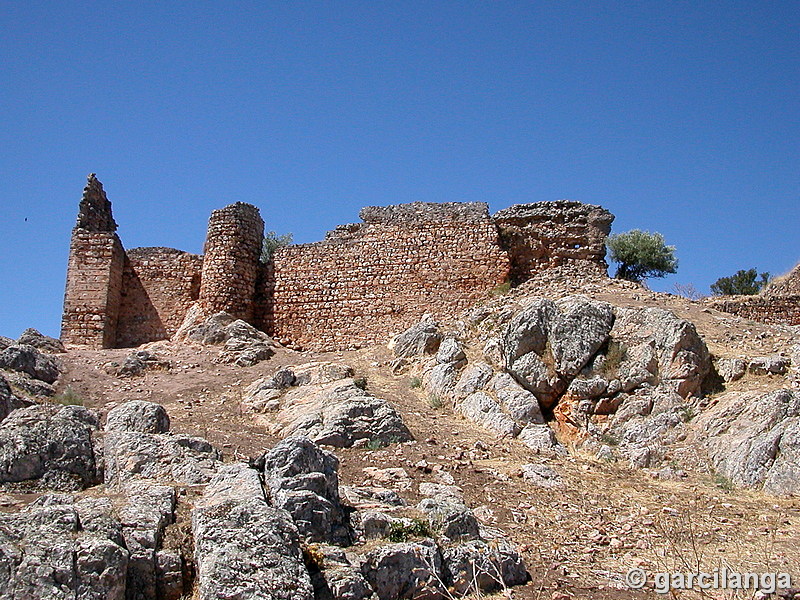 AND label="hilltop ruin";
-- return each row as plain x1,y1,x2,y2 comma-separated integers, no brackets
711,263,800,326
61,174,614,350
